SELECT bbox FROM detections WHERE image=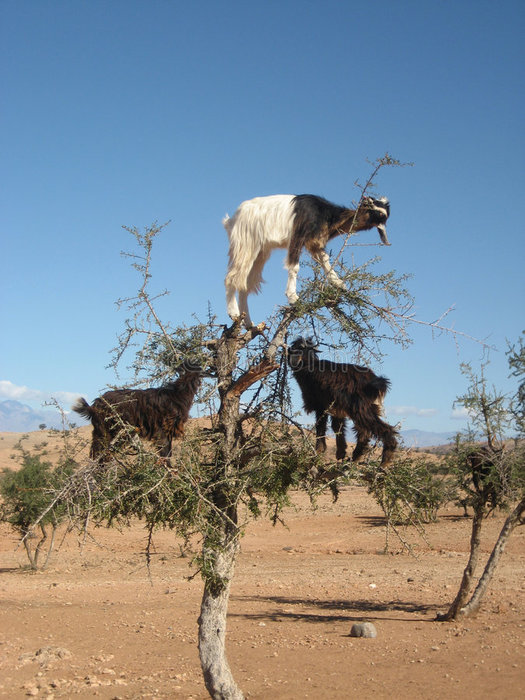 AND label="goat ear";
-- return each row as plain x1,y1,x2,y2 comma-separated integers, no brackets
305,337,319,351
